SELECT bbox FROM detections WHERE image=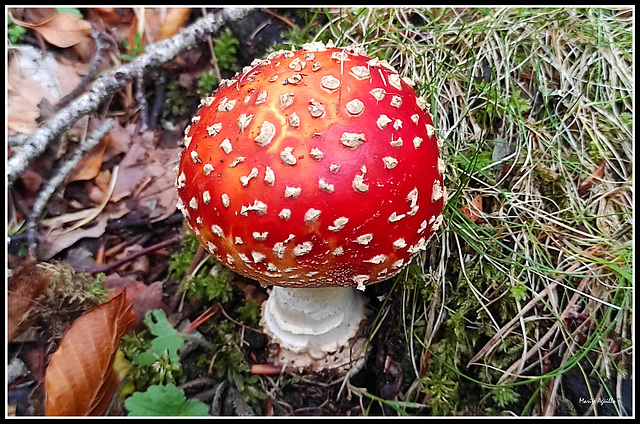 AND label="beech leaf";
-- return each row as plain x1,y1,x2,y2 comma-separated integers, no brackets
44,291,136,416
29,13,92,48
159,8,192,40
